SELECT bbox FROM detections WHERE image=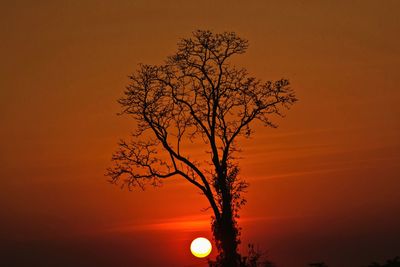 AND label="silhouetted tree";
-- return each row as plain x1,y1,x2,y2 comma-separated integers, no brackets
107,30,297,266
